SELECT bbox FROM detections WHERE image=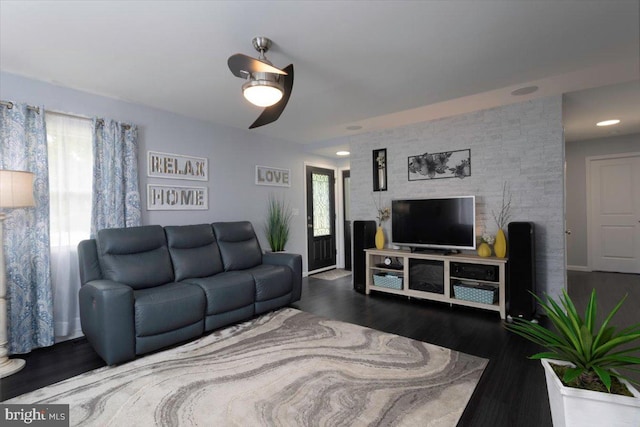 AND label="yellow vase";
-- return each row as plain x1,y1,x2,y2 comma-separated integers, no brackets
477,242,491,257
375,226,385,249
494,228,507,258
